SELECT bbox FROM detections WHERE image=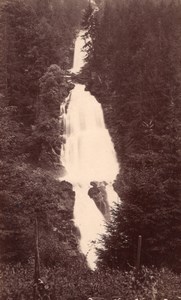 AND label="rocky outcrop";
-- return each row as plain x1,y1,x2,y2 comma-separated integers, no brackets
88,181,110,221
25,67,75,174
